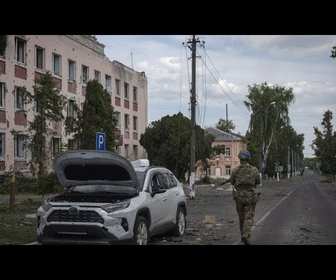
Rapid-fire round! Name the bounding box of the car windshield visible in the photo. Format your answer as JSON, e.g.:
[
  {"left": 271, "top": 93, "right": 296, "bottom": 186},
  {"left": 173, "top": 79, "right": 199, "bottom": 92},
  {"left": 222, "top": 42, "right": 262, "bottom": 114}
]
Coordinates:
[{"left": 69, "top": 184, "right": 138, "bottom": 195}]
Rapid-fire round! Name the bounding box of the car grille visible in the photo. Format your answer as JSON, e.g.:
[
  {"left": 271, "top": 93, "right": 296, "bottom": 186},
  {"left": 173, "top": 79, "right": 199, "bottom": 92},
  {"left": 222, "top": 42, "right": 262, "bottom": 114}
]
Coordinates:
[{"left": 47, "top": 210, "right": 104, "bottom": 223}]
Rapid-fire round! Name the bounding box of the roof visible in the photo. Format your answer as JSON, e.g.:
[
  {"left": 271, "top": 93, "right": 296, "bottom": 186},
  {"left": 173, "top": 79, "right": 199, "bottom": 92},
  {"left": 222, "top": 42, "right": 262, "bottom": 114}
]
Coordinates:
[{"left": 205, "top": 127, "right": 247, "bottom": 141}]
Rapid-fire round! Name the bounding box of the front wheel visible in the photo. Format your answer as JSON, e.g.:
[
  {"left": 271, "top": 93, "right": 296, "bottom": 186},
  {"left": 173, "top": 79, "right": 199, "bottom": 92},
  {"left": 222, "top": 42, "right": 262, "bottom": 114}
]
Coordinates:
[
  {"left": 133, "top": 216, "right": 149, "bottom": 245},
  {"left": 171, "top": 206, "right": 186, "bottom": 237}
]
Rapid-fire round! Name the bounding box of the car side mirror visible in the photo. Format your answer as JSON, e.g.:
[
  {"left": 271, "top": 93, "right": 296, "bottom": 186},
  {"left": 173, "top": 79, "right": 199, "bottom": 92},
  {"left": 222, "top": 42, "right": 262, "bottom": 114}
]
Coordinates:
[{"left": 151, "top": 185, "right": 166, "bottom": 197}]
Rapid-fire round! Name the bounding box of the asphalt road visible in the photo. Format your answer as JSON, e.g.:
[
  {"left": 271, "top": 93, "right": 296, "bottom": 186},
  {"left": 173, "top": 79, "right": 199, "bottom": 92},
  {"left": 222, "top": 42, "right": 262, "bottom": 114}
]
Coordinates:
[
  {"left": 251, "top": 171, "right": 336, "bottom": 245},
  {"left": 149, "top": 169, "right": 336, "bottom": 245}
]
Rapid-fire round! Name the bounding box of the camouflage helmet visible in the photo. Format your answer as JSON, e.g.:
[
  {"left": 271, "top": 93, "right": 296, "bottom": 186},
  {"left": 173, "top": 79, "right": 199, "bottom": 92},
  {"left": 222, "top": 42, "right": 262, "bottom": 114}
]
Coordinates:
[{"left": 238, "top": 150, "right": 251, "bottom": 160}]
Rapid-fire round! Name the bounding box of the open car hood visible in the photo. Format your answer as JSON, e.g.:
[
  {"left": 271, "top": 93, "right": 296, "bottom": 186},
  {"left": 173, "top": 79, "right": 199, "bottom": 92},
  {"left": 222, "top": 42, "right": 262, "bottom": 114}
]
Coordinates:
[{"left": 53, "top": 150, "right": 140, "bottom": 190}]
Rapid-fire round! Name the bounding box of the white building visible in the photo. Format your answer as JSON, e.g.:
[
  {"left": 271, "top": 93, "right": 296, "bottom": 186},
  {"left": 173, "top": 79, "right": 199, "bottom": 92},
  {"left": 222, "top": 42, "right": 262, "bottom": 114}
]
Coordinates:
[{"left": 0, "top": 35, "right": 148, "bottom": 174}]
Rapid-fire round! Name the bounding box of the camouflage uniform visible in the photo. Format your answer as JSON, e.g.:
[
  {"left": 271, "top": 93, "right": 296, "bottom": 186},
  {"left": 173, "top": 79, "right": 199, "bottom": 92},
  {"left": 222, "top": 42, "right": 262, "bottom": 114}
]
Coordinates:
[{"left": 228, "top": 158, "right": 261, "bottom": 245}]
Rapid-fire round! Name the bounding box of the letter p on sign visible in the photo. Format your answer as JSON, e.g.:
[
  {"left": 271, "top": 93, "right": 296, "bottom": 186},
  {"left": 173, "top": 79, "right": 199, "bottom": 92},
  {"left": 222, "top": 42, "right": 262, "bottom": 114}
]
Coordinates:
[{"left": 96, "top": 132, "right": 106, "bottom": 150}]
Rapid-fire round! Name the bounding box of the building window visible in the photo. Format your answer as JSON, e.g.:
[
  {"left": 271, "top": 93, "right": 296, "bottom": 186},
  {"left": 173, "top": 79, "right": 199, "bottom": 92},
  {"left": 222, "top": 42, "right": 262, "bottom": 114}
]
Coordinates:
[
  {"left": 67, "top": 99, "right": 76, "bottom": 117},
  {"left": 133, "top": 116, "right": 137, "bottom": 131},
  {"left": 53, "top": 53, "right": 61, "bottom": 76},
  {"left": 225, "top": 147, "right": 231, "bottom": 156},
  {"left": 15, "top": 37, "right": 25, "bottom": 63},
  {"left": 68, "top": 59, "right": 76, "bottom": 81},
  {"left": 124, "top": 82, "right": 129, "bottom": 99},
  {"left": 68, "top": 139, "right": 78, "bottom": 150},
  {"left": 105, "top": 75, "right": 111, "bottom": 93},
  {"left": 0, "top": 133, "right": 5, "bottom": 157},
  {"left": 0, "top": 82, "right": 5, "bottom": 108},
  {"left": 82, "top": 65, "right": 89, "bottom": 83},
  {"left": 35, "top": 94, "right": 42, "bottom": 114},
  {"left": 14, "top": 86, "right": 24, "bottom": 110},
  {"left": 226, "top": 165, "right": 231, "bottom": 176},
  {"left": 35, "top": 46, "right": 45, "bottom": 70},
  {"left": 14, "top": 134, "right": 26, "bottom": 158},
  {"left": 94, "top": 70, "right": 101, "bottom": 83},
  {"left": 115, "top": 111, "right": 120, "bottom": 128},
  {"left": 52, "top": 137, "right": 61, "bottom": 157},
  {"left": 133, "top": 86, "right": 138, "bottom": 102},
  {"left": 124, "top": 114, "right": 129, "bottom": 130},
  {"left": 115, "top": 79, "right": 120, "bottom": 96}
]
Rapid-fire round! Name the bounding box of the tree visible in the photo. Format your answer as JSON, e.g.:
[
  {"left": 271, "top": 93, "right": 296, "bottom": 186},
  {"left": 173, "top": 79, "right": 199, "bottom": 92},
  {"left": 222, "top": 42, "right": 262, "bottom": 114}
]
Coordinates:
[
  {"left": 22, "top": 71, "right": 66, "bottom": 176},
  {"left": 212, "top": 144, "right": 226, "bottom": 156},
  {"left": 78, "top": 80, "right": 117, "bottom": 151},
  {"left": 0, "top": 35, "right": 7, "bottom": 56},
  {"left": 64, "top": 101, "right": 82, "bottom": 149},
  {"left": 331, "top": 46, "right": 336, "bottom": 59},
  {"left": 139, "top": 112, "right": 213, "bottom": 181},
  {"left": 268, "top": 124, "right": 304, "bottom": 178},
  {"left": 311, "top": 110, "right": 336, "bottom": 175},
  {"left": 215, "top": 118, "right": 235, "bottom": 132},
  {"left": 244, "top": 82, "right": 295, "bottom": 179}
]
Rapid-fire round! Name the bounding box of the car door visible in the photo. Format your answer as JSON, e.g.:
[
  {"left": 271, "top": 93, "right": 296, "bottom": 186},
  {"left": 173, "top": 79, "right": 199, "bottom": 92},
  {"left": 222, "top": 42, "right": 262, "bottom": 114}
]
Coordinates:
[
  {"left": 147, "top": 171, "right": 170, "bottom": 231},
  {"left": 157, "top": 172, "right": 178, "bottom": 225}
]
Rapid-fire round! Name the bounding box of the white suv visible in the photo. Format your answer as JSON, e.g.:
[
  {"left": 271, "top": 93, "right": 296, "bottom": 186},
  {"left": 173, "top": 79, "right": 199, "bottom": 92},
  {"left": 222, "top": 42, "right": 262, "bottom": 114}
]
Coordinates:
[{"left": 36, "top": 150, "right": 187, "bottom": 245}]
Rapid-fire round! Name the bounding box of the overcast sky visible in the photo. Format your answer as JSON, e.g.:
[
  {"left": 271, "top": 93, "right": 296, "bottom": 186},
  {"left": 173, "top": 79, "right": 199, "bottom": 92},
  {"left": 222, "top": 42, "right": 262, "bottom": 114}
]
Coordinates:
[{"left": 95, "top": 35, "right": 336, "bottom": 158}]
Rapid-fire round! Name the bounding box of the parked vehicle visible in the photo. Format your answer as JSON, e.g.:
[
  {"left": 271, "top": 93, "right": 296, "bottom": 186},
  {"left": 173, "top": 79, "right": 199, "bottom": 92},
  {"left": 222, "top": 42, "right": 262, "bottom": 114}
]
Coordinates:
[{"left": 36, "top": 150, "right": 187, "bottom": 245}]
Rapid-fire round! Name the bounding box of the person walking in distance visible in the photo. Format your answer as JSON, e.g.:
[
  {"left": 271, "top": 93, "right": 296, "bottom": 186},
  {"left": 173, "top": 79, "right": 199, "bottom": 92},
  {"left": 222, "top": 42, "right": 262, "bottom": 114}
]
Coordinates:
[{"left": 218, "top": 150, "right": 261, "bottom": 245}]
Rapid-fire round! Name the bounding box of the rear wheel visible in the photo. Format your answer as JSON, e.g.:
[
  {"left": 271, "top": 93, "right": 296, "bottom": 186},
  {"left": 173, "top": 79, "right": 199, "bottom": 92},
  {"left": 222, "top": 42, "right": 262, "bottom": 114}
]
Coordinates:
[
  {"left": 133, "top": 216, "right": 149, "bottom": 245},
  {"left": 172, "top": 206, "right": 186, "bottom": 236}
]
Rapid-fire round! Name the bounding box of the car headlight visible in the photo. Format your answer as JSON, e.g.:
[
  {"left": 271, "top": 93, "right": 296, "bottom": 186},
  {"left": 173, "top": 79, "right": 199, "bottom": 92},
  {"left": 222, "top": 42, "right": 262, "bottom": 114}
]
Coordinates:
[
  {"left": 41, "top": 199, "right": 52, "bottom": 212},
  {"left": 101, "top": 200, "right": 131, "bottom": 213}
]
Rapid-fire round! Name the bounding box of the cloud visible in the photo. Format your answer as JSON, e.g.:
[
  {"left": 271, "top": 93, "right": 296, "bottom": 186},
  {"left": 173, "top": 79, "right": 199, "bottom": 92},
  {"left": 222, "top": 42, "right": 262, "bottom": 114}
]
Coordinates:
[{"left": 96, "top": 35, "right": 336, "bottom": 158}]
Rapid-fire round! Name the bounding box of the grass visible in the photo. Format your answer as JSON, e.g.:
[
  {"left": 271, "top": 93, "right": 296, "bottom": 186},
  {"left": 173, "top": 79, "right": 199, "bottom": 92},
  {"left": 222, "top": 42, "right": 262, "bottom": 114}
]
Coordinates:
[
  {"left": 0, "top": 197, "right": 43, "bottom": 245},
  {"left": 323, "top": 175, "right": 336, "bottom": 183}
]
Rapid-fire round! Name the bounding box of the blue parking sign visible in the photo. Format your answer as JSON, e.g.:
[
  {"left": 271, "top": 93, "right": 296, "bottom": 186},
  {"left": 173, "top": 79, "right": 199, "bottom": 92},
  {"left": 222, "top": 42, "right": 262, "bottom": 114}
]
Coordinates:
[{"left": 96, "top": 132, "right": 106, "bottom": 150}]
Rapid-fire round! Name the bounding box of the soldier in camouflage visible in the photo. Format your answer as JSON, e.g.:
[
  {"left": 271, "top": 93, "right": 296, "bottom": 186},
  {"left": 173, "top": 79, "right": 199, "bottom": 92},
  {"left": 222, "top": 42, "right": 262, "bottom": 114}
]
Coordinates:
[{"left": 217, "top": 150, "right": 261, "bottom": 245}]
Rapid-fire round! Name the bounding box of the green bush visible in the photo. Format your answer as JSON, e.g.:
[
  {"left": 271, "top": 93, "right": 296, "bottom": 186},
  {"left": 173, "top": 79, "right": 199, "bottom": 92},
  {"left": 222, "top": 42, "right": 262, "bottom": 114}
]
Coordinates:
[
  {"left": 0, "top": 171, "right": 62, "bottom": 195},
  {"left": 36, "top": 172, "right": 62, "bottom": 195},
  {"left": 0, "top": 173, "right": 10, "bottom": 194},
  {"left": 196, "top": 177, "right": 227, "bottom": 185}
]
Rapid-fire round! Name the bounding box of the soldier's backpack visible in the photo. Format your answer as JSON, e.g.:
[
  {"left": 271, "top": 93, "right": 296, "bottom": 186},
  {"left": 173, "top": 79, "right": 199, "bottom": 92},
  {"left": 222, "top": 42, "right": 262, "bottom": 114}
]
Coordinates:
[{"left": 234, "top": 164, "right": 257, "bottom": 187}]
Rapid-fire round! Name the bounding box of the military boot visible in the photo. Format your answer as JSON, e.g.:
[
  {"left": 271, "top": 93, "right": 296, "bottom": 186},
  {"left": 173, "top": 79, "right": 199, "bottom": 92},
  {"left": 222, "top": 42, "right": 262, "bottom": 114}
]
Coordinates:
[{"left": 241, "top": 234, "right": 250, "bottom": 245}]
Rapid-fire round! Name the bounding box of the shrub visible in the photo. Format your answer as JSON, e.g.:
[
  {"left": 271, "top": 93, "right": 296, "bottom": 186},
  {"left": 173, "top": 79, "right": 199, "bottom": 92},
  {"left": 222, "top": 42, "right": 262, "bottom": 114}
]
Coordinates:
[{"left": 0, "top": 171, "right": 62, "bottom": 195}]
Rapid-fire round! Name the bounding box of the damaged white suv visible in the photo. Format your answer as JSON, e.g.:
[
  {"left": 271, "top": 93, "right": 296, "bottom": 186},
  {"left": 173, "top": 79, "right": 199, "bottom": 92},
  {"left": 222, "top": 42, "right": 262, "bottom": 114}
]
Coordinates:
[{"left": 36, "top": 150, "right": 187, "bottom": 245}]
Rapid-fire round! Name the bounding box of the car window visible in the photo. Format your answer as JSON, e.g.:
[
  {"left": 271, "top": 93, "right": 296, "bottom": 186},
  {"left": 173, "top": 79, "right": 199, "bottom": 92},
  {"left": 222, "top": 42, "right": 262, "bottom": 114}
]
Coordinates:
[
  {"left": 168, "top": 173, "right": 178, "bottom": 188},
  {"left": 158, "top": 173, "right": 170, "bottom": 189},
  {"left": 151, "top": 174, "right": 160, "bottom": 187}
]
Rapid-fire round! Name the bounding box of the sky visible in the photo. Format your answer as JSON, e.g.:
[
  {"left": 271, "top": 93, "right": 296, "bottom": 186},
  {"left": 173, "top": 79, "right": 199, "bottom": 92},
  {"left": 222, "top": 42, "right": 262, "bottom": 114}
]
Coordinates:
[{"left": 95, "top": 35, "right": 336, "bottom": 158}]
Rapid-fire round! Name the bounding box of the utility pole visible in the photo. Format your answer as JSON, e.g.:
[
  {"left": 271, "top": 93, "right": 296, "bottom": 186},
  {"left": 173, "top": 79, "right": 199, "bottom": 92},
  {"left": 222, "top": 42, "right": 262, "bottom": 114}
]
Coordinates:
[
  {"left": 275, "top": 135, "right": 279, "bottom": 181},
  {"left": 292, "top": 148, "right": 294, "bottom": 177},
  {"left": 131, "top": 52, "right": 133, "bottom": 69},
  {"left": 183, "top": 35, "right": 204, "bottom": 199},
  {"left": 287, "top": 145, "right": 290, "bottom": 179}
]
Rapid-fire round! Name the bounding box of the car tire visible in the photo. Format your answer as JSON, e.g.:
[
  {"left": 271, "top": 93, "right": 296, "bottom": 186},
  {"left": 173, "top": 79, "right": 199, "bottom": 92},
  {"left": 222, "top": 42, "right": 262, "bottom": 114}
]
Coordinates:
[
  {"left": 171, "top": 206, "right": 186, "bottom": 237},
  {"left": 133, "top": 216, "right": 150, "bottom": 245}
]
